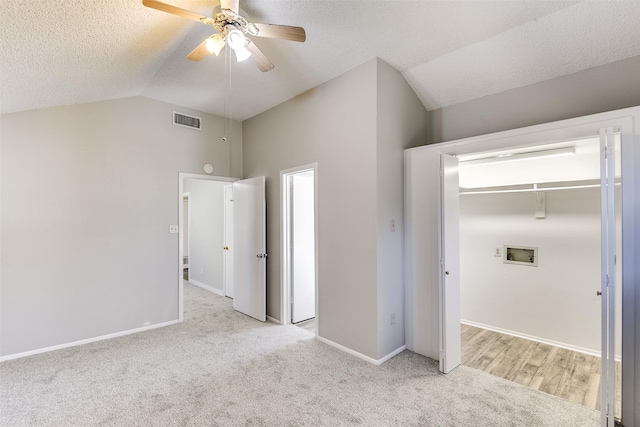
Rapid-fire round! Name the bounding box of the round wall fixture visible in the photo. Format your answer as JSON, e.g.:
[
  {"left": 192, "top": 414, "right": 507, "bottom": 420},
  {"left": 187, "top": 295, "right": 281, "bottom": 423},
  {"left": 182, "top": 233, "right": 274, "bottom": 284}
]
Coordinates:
[{"left": 203, "top": 163, "right": 214, "bottom": 174}]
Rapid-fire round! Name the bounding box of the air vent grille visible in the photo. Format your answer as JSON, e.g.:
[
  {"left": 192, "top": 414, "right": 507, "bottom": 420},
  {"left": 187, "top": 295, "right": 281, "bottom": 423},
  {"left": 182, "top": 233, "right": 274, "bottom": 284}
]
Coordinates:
[{"left": 173, "top": 111, "right": 201, "bottom": 130}]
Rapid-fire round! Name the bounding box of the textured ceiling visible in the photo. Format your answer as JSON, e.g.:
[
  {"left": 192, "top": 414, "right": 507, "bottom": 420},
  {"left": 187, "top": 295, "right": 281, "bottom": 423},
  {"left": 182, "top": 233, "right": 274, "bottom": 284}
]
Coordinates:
[{"left": 1, "top": 1, "right": 639, "bottom": 121}]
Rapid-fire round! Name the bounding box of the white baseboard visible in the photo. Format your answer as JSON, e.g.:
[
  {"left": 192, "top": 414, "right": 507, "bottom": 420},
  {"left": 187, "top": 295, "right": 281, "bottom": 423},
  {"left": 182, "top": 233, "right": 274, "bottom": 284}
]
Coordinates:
[
  {"left": 188, "top": 280, "right": 224, "bottom": 296},
  {"left": 461, "top": 319, "right": 621, "bottom": 361},
  {"left": 267, "top": 315, "right": 282, "bottom": 324},
  {"left": 378, "top": 344, "right": 407, "bottom": 365},
  {"left": 0, "top": 319, "right": 181, "bottom": 362},
  {"left": 315, "top": 335, "right": 406, "bottom": 366}
]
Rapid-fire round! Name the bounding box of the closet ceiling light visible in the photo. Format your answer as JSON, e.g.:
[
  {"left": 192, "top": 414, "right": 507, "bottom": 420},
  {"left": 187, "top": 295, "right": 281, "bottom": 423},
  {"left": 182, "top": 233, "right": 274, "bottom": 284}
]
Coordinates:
[{"left": 459, "top": 146, "right": 575, "bottom": 167}]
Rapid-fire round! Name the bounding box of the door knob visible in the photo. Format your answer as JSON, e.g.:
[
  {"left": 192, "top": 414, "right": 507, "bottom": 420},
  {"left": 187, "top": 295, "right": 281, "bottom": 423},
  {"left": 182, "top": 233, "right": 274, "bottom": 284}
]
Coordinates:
[
  {"left": 597, "top": 291, "right": 602, "bottom": 296},
  {"left": 257, "top": 253, "right": 267, "bottom": 259},
  {"left": 445, "top": 271, "right": 450, "bottom": 276}
]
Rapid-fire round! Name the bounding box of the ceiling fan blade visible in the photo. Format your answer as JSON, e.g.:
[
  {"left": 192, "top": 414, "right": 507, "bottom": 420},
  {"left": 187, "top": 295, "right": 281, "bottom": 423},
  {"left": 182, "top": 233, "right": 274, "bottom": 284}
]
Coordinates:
[
  {"left": 252, "top": 23, "right": 306, "bottom": 42},
  {"left": 220, "top": 0, "right": 239, "bottom": 13},
  {"left": 142, "top": 0, "right": 208, "bottom": 23},
  {"left": 186, "top": 40, "right": 210, "bottom": 61},
  {"left": 246, "top": 41, "right": 274, "bottom": 72}
]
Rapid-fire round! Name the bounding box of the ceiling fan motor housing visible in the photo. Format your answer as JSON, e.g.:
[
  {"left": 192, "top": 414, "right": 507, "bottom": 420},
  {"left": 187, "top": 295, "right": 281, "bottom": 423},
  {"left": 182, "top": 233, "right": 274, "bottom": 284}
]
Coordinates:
[{"left": 213, "top": 10, "right": 250, "bottom": 35}]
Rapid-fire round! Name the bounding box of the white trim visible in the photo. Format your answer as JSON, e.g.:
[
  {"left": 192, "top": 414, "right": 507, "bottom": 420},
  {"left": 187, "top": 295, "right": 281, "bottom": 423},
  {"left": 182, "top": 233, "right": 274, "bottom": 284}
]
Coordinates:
[
  {"left": 188, "top": 279, "right": 224, "bottom": 297},
  {"left": 405, "top": 106, "right": 639, "bottom": 156},
  {"left": 378, "top": 344, "right": 408, "bottom": 365},
  {"left": 266, "top": 315, "right": 282, "bottom": 324},
  {"left": 315, "top": 335, "right": 406, "bottom": 366},
  {"left": 461, "top": 319, "right": 621, "bottom": 361},
  {"left": 182, "top": 192, "right": 191, "bottom": 282},
  {"left": 178, "top": 172, "right": 237, "bottom": 322},
  {"left": 0, "top": 320, "right": 180, "bottom": 362},
  {"left": 280, "top": 163, "right": 318, "bottom": 331},
  {"left": 222, "top": 184, "right": 233, "bottom": 298}
]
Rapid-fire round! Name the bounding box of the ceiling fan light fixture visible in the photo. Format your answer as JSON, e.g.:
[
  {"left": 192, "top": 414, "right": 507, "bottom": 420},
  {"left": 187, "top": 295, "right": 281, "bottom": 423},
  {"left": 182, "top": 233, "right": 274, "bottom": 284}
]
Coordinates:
[
  {"left": 226, "top": 28, "right": 251, "bottom": 62},
  {"left": 246, "top": 23, "right": 259, "bottom": 36},
  {"left": 233, "top": 46, "right": 252, "bottom": 62},
  {"left": 226, "top": 28, "right": 246, "bottom": 50},
  {"left": 205, "top": 34, "right": 226, "bottom": 56}
]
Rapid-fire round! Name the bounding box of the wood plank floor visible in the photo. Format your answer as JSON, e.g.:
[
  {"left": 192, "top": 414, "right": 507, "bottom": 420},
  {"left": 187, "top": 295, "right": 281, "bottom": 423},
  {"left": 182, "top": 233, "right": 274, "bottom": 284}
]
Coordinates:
[{"left": 461, "top": 324, "right": 621, "bottom": 419}]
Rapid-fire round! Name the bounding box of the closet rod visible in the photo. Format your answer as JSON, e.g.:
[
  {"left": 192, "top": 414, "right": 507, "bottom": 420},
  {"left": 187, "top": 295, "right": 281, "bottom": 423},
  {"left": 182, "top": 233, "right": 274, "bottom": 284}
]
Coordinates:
[{"left": 460, "top": 182, "right": 620, "bottom": 196}]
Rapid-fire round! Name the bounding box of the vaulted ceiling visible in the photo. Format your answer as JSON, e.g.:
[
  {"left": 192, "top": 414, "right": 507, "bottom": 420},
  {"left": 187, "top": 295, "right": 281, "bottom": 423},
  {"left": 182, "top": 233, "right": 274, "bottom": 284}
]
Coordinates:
[{"left": 2, "top": 0, "right": 639, "bottom": 121}]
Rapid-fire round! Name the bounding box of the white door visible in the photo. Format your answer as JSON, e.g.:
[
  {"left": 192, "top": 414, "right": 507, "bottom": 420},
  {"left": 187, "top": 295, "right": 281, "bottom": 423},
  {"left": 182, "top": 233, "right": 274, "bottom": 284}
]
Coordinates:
[
  {"left": 232, "top": 176, "right": 266, "bottom": 321},
  {"left": 599, "top": 127, "right": 617, "bottom": 426},
  {"left": 291, "top": 172, "right": 315, "bottom": 323},
  {"left": 223, "top": 185, "right": 234, "bottom": 298},
  {"left": 440, "top": 153, "right": 461, "bottom": 373}
]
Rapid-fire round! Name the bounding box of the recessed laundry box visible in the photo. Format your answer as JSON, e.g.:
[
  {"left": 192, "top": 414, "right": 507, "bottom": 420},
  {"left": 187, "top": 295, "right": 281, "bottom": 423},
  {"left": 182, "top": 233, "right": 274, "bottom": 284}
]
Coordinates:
[{"left": 503, "top": 245, "right": 538, "bottom": 267}]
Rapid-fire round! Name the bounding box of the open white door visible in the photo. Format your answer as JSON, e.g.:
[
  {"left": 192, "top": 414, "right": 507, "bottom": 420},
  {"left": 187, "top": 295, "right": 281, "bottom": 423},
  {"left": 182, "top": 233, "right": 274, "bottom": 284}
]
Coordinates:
[
  {"left": 223, "top": 185, "right": 234, "bottom": 298},
  {"left": 440, "top": 153, "right": 461, "bottom": 373},
  {"left": 600, "top": 128, "right": 616, "bottom": 426},
  {"left": 291, "top": 172, "right": 316, "bottom": 323},
  {"left": 232, "top": 176, "right": 266, "bottom": 322}
]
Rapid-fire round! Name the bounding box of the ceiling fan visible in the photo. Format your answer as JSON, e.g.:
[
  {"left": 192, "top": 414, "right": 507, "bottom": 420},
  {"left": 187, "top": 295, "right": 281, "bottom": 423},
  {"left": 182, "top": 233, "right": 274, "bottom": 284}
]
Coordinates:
[{"left": 142, "top": 0, "right": 306, "bottom": 72}]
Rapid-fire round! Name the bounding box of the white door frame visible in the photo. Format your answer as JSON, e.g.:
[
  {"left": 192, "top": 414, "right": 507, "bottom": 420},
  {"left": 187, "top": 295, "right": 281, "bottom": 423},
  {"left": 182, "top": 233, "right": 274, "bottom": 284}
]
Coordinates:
[
  {"left": 405, "top": 107, "right": 639, "bottom": 425},
  {"left": 280, "top": 163, "right": 318, "bottom": 330},
  {"left": 223, "top": 184, "right": 234, "bottom": 298},
  {"left": 182, "top": 192, "right": 191, "bottom": 282},
  {"left": 178, "top": 172, "right": 236, "bottom": 321}
]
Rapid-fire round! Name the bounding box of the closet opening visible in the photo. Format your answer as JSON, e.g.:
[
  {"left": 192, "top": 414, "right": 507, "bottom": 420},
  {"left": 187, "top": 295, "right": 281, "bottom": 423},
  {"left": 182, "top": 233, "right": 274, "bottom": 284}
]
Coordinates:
[{"left": 455, "top": 135, "right": 622, "bottom": 419}]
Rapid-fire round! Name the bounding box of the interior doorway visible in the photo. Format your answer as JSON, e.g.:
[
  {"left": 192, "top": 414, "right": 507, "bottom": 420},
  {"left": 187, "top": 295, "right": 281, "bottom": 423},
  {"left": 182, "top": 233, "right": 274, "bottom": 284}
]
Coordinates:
[
  {"left": 178, "top": 173, "right": 236, "bottom": 321},
  {"left": 281, "top": 164, "right": 318, "bottom": 332},
  {"left": 454, "top": 135, "right": 622, "bottom": 419}
]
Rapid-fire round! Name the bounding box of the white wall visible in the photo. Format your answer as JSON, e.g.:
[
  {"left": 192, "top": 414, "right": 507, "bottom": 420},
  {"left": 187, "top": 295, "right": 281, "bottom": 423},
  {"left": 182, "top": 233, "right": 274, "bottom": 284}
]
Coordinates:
[
  {"left": 0, "top": 96, "right": 242, "bottom": 357},
  {"left": 460, "top": 188, "right": 622, "bottom": 355},
  {"left": 183, "top": 179, "right": 226, "bottom": 293},
  {"left": 243, "top": 58, "right": 427, "bottom": 360}
]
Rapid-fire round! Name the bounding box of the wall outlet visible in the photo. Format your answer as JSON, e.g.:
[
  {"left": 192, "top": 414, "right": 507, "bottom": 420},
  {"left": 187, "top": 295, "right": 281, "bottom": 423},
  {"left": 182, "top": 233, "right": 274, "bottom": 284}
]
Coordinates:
[
  {"left": 169, "top": 225, "right": 179, "bottom": 234},
  {"left": 390, "top": 313, "right": 396, "bottom": 325},
  {"left": 494, "top": 247, "right": 501, "bottom": 257}
]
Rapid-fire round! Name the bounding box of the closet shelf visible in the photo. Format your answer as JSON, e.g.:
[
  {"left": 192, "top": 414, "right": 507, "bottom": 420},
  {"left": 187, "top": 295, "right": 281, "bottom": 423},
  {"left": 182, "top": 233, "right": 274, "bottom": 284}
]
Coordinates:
[{"left": 460, "top": 179, "right": 620, "bottom": 195}]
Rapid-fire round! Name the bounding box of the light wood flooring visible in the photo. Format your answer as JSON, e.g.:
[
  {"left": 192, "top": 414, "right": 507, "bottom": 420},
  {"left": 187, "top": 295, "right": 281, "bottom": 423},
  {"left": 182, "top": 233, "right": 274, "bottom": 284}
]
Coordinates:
[{"left": 461, "top": 324, "right": 621, "bottom": 419}]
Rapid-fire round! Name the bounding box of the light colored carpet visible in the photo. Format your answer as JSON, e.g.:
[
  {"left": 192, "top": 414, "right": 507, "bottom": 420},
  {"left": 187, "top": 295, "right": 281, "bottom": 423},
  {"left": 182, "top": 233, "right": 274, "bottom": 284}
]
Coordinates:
[{"left": 1, "top": 283, "right": 599, "bottom": 426}]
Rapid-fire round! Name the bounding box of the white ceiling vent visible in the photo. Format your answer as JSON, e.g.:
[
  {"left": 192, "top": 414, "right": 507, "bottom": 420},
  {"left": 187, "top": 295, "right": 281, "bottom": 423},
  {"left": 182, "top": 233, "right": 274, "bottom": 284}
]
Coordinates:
[{"left": 173, "top": 111, "right": 201, "bottom": 130}]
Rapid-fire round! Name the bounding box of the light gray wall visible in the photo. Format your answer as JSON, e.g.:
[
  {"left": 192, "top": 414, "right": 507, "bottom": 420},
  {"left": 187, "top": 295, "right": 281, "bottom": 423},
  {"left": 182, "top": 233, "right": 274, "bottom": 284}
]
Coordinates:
[
  {"left": 0, "top": 96, "right": 242, "bottom": 357},
  {"left": 376, "top": 60, "right": 428, "bottom": 358},
  {"left": 243, "top": 59, "right": 379, "bottom": 358},
  {"left": 243, "top": 58, "right": 427, "bottom": 360},
  {"left": 427, "top": 56, "right": 640, "bottom": 144},
  {"left": 183, "top": 179, "right": 226, "bottom": 293}
]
